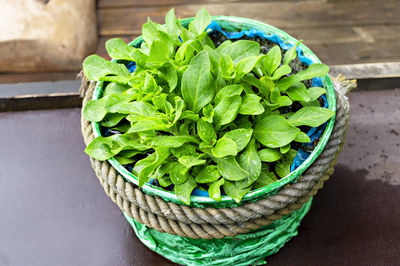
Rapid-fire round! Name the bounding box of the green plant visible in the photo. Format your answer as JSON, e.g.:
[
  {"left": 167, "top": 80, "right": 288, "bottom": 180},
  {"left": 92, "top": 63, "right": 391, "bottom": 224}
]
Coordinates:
[{"left": 82, "top": 8, "right": 333, "bottom": 204}]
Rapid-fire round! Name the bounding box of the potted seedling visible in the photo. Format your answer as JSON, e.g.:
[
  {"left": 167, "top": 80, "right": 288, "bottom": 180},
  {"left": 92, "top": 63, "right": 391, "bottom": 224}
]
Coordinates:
[{"left": 80, "top": 8, "right": 350, "bottom": 265}]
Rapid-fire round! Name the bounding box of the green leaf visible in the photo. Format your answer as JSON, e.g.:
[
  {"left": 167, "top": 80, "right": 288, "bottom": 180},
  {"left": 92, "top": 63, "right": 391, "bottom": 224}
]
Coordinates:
[
  {"left": 266, "top": 96, "right": 293, "bottom": 110},
  {"left": 83, "top": 98, "right": 107, "bottom": 122},
  {"left": 271, "top": 64, "right": 292, "bottom": 80},
  {"left": 114, "top": 155, "right": 135, "bottom": 165},
  {"left": 181, "top": 51, "right": 215, "bottom": 113},
  {"left": 159, "top": 62, "right": 178, "bottom": 92},
  {"left": 150, "top": 164, "right": 169, "bottom": 185},
  {"left": 85, "top": 133, "right": 149, "bottom": 161},
  {"left": 287, "top": 106, "right": 334, "bottom": 127},
  {"left": 119, "top": 149, "right": 142, "bottom": 158},
  {"left": 235, "top": 55, "right": 261, "bottom": 80},
  {"left": 203, "top": 45, "right": 220, "bottom": 76},
  {"left": 308, "top": 87, "right": 327, "bottom": 101},
  {"left": 171, "top": 144, "right": 197, "bottom": 158},
  {"left": 101, "top": 113, "right": 126, "bottom": 127},
  {"left": 158, "top": 174, "right": 172, "bottom": 187},
  {"left": 242, "top": 74, "right": 262, "bottom": 88},
  {"left": 280, "top": 144, "right": 290, "bottom": 154},
  {"left": 275, "top": 149, "right": 297, "bottom": 178},
  {"left": 165, "top": 9, "right": 181, "bottom": 38},
  {"left": 300, "top": 99, "right": 321, "bottom": 107},
  {"left": 216, "top": 40, "right": 232, "bottom": 53},
  {"left": 286, "top": 82, "right": 310, "bottom": 102},
  {"left": 276, "top": 63, "right": 329, "bottom": 91},
  {"left": 253, "top": 170, "right": 278, "bottom": 189},
  {"left": 174, "top": 176, "right": 197, "bottom": 205},
  {"left": 211, "top": 138, "right": 238, "bottom": 158},
  {"left": 83, "top": 55, "right": 130, "bottom": 81},
  {"left": 195, "top": 165, "right": 221, "bottom": 183},
  {"left": 128, "top": 117, "right": 170, "bottom": 133},
  {"left": 130, "top": 49, "right": 149, "bottom": 67},
  {"left": 180, "top": 27, "right": 196, "bottom": 42},
  {"left": 254, "top": 115, "right": 300, "bottom": 148},
  {"left": 259, "top": 76, "right": 275, "bottom": 98},
  {"left": 214, "top": 84, "right": 243, "bottom": 105},
  {"left": 113, "top": 101, "right": 157, "bottom": 116},
  {"left": 223, "top": 128, "right": 253, "bottom": 152},
  {"left": 239, "top": 94, "right": 265, "bottom": 115},
  {"left": 133, "top": 147, "right": 170, "bottom": 186},
  {"left": 173, "top": 96, "right": 185, "bottom": 125},
  {"left": 152, "top": 93, "right": 172, "bottom": 114},
  {"left": 143, "top": 72, "right": 160, "bottom": 94},
  {"left": 219, "top": 54, "right": 235, "bottom": 80},
  {"left": 238, "top": 139, "right": 262, "bottom": 187},
  {"left": 142, "top": 18, "right": 160, "bottom": 45},
  {"left": 112, "top": 124, "right": 130, "bottom": 133},
  {"left": 168, "top": 161, "right": 189, "bottom": 185},
  {"left": 270, "top": 86, "right": 281, "bottom": 103},
  {"left": 197, "top": 119, "right": 217, "bottom": 144},
  {"left": 105, "top": 38, "right": 136, "bottom": 61},
  {"left": 105, "top": 87, "right": 137, "bottom": 109},
  {"left": 283, "top": 41, "right": 300, "bottom": 65},
  {"left": 295, "top": 131, "right": 311, "bottom": 143},
  {"left": 223, "top": 180, "right": 251, "bottom": 203},
  {"left": 213, "top": 95, "right": 242, "bottom": 127},
  {"left": 208, "top": 179, "right": 224, "bottom": 201},
  {"left": 221, "top": 40, "right": 260, "bottom": 64},
  {"left": 202, "top": 104, "right": 214, "bottom": 123},
  {"left": 148, "top": 40, "right": 169, "bottom": 66},
  {"left": 178, "top": 155, "right": 206, "bottom": 168},
  {"left": 215, "top": 156, "right": 249, "bottom": 181},
  {"left": 262, "top": 46, "right": 281, "bottom": 75},
  {"left": 103, "top": 82, "right": 130, "bottom": 96},
  {"left": 175, "top": 40, "right": 195, "bottom": 65},
  {"left": 259, "top": 148, "right": 282, "bottom": 162},
  {"left": 189, "top": 7, "right": 211, "bottom": 36},
  {"left": 180, "top": 110, "right": 199, "bottom": 121},
  {"left": 152, "top": 135, "right": 199, "bottom": 148},
  {"left": 202, "top": 35, "right": 216, "bottom": 49}
]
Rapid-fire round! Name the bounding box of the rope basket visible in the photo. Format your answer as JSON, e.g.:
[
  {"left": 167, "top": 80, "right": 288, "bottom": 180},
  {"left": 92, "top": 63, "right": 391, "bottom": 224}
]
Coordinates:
[{"left": 80, "top": 74, "right": 353, "bottom": 240}]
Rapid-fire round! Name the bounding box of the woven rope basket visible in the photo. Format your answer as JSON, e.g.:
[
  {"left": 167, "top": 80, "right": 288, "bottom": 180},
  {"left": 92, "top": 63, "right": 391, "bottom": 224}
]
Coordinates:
[{"left": 80, "top": 74, "right": 353, "bottom": 240}]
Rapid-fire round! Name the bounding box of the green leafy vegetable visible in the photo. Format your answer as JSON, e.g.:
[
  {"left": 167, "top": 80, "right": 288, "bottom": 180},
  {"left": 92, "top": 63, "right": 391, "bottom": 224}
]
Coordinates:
[
  {"left": 208, "top": 179, "right": 224, "bottom": 201},
  {"left": 216, "top": 156, "right": 249, "bottom": 181},
  {"left": 223, "top": 180, "right": 251, "bottom": 203},
  {"left": 212, "top": 138, "right": 238, "bottom": 158},
  {"left": 259, "top": 148, "right": 282, "bottom": 162},
  {"left": 174, "top": 176, "right": 197, "bottom": 204},
  {"left": 181, "top": 50, "right": 215, "bottom": 113},
  {"left": 223, "top": 128, "right": 253, "bottom": 152},
  {"left": 238, "top": 139, "right": 262, "bottom": 187},
  {"left": 288, "top": 106, "right": 334, "bottom": 127},
  {"left": 254, "top": 115, "right": 300, "bottom": 148},
  {"left": 195, "top": 165, "right": 221, "bottom": 183},
  {"left": 83, "top": 55, "right": 130, "bottom": 82},
  {"left": 82, "top": 7, "right": 333, "bottom": 205},
  {"left": 239, "top": 94, "right": 265, "bottom": 115}
]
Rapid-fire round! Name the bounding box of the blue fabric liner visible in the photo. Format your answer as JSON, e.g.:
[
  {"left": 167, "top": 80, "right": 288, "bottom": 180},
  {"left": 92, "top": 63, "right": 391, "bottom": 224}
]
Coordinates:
[{"left": 121, "top": 20, "right": 328, "bottom": 197}]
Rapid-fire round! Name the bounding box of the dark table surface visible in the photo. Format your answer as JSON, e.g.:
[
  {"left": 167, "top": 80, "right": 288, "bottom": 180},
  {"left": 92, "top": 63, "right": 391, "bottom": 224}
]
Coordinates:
[{"left": 1, "top": 88, "right": 400, "bottom": 266}]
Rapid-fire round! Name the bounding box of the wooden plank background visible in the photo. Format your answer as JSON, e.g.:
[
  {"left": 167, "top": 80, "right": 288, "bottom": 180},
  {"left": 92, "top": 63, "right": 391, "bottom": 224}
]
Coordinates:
[
  {"left": 97, "top": 0, "right": 400, "bottom": 65},
  {"left": 1, "top": 0, "right": 399, "bottom": 83}
]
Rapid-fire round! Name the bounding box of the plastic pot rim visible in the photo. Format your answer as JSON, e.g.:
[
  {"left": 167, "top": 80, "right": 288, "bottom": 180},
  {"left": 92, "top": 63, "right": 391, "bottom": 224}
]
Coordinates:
[{"left": 90, "top": 15, "right": 336, "bottom": 208}]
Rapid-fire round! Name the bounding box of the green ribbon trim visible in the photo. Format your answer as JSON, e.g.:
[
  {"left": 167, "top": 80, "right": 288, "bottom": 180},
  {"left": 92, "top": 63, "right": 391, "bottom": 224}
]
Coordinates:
[{"left": 124, "top": 198, "right": 312, "bottom": 265}]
